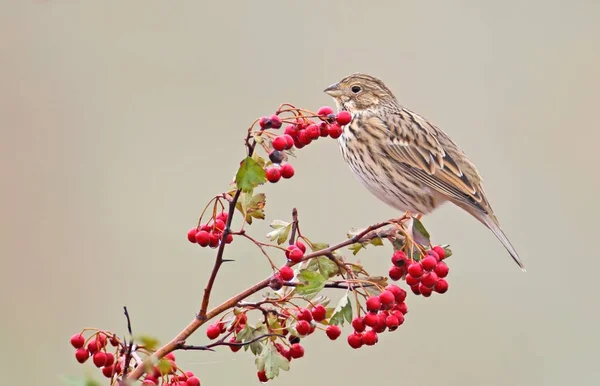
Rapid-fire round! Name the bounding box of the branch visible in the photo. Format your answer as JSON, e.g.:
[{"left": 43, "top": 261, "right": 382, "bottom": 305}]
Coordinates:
[
  {"left": 289, "top": 207, "right": 298, "bottom": 245},
  {"left": 283, "top": 281, "right": 375, "bottom": 290},
  {"left": 178, "top": 333, "right": 284, "bottom": 351},
  {"left": 119, "top": 306, "right": 134, "bottom": 384}
]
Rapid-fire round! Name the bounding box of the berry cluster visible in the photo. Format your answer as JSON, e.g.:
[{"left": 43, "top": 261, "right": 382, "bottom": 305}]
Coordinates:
[
  {"left": 186, "top": 211, "right": 232, "bottom": 248},
  {"left": 405, "top": 246, "right": 449, "bottom": 297},
  {"left": 345, "top": 284, "right": 408, "bottom": 349},
  {"left": 70, "top": 332, "right": 200, "bottom": 386},
  {"left": 263, "top": 107, "right": 352, "bottom": 184}
]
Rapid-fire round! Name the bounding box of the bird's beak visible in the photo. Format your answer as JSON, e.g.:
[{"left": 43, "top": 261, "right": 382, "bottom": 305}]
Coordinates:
[{"left": 324, "top": 82, "right": 343, "bottom": 97}]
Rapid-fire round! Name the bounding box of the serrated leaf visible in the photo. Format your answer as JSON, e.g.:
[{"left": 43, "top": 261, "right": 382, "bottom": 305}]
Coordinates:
[
  {"left": 369, "top": 237, "right": 384, "bottom": 246},
  {"left": 255, "top": 343, "right": 290, "bottom": 380},
  {"left": 295, "top": 270, "right": 326, "bottom": 299},
  {"left": 135, "top": 334, "right": 160, "bottom": 351},
  {"left": 235, "top": 156, "right": 266, "bottom": 193},
  {"left": 266, "top": 220, "right": 292, "bottom": 245},
  {"left": 349, "top": 242, "right": 365, "bottom": 255},
  {"left": 252, "top": 153, "right": 266, "bottom": 168},
  {"left": 236, "top": 192, "right": 266, "bottom": 224},
  {"left": 309, "top": 242, "right": 330, "bottom": 251},
  {"left": 412, "top": 217, "right": 430, "bottom": 246},
  {"left": 329, "top": 293, "right": 352, "bottom": 326},
  {"left": 307, "top": 256, "right": 339, "bottom": 279},
  {"left": 237, "top": 322, "right": 268, "bottom": 355}
]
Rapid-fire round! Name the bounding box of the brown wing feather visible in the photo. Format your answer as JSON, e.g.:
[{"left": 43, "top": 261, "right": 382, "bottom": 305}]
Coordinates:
[{"left": 381, "top": 108, "right": 492, "bottom": 215}]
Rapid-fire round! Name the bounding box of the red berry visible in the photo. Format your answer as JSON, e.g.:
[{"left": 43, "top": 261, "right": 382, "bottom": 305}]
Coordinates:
[
  {"left": 397, "top": 302, "right": 408, "bottom": 315},
  {"left": 421, "top": 256, "right": 437, "bottom": 271},
  {"left": 392, "top": 310, "right": 405, "bottom": 325},
  {"left": 102, "top": 365, "right": 115, "bottom": 378},
  {"left": 293, "top": 137, "right": 305, "bottom": 149},
  {"left": 97, "top": 334, "right": 107, "bottom": 346},
  {"left": 280, "top": 163, "right": 295, "bottom": 179},
  {"left": 206, "top": 324, "right": 221, "bottom": 340},
  {"left": 265, "top": 167, "right": 281, "bottom": 183},
  {"left": 336, "top": 111, "right": 352, "bottom": 125},
  {"left": 216, "top": 211, "right": 228, "bottom": 222},
  {"left": 270, "top": 115, "right": 282, "bottom": 129},
  {"left": 259, "top": 116, "right": 271, "bottom": 129},
  {"left": 287, "top": 246, "right": 304, "bottom": 263},
  {"left": 195, "top": 230, "right": 210, "bottom": 247},
  {"left": 328, "top": 123, "right": 343, "bottom": 138},
  {"left": 87, "top": 338, "right": 100, "bottom": 354},
  {"left": 295, "top": 240, "right": 306, "bottom": 253},
  {"left": 306, "top": 124, "right": 321, "bottom": 140},
  {"left": 410, "top": 284, "right": 421, "bottom": 295},
  {"left": 419, "top": 284, "right": 433, "bottom": 297},
  {"left": 225, "top": 233, "right": 234, "bottom": 244},
  {"left": 70, "top": 333, "right": 85, "bottom": 349},
  {"left": 427, "top": 249, "right": 440, "bottom": 262},
  {"left": 229, "top": 337, "right": 241, "bottom": 353},
  {"left": 434, "top": 279, "right": 449, "bottom": 293},
  {"left": 93, "top": 352, "right": 107, "bottom": 367},
  {"left": 378, "top": 290, "right": 395, "bottom": 307},
  {"left": 389, "top": 265, "right": 405, "bottom": 281},
  {"left": 326, "top": 325, "right": 342, "bottom": 340},
  {"left": 187, "top": 228, "right": 199, "bottom": 243},
  {"left": 347, "top": 332, "right": 363, "bottom": 349},
  {"left": 208, "top": 232, "right": 220, "bottom": 248},
  {"left": 75, "top": 348, "right": 89, "bottom": 363},
  {"left": 141, "top": 381, "right": 156, "bottom": 386},
  {"left": 279, "top": 266, "right": 294, "bottom": 281},
  {"left": 104, "top": 352, "right": 115, "bottom": 366},
  {"left": 407, "top": 263, "right": 424, "bottom": 278},
  {"left": 297, "top": 130, "right": 312, "bottom": 145},
  {"left": 269, "top": 274, "right": 284, "bottom": 290},
  {"left": 284, "top": 125, "right": 299, "bottom": 138},
  {"left": 391, "top": 250, "right": 408, "bottom": 267},
  {"left": 363, "top": 312, "right": 378, "bottom": 327},
  {"left": 386, "top": 315, "right": 400, "bottom": 329},
  {"left": 214, "top": 219, "right": 225, "bottom": 232},
  {"left": 283, "top": 134, "right": 295, "bottom": 149},
  {"left": 374, "top": 313, "right": 388, "bottom": 333},
  {"left": 318, "top": 106, "right": 334, "bottom": 116},
  {"left": 433, "top": 245, "right": 446, "bottom": 259},
  {"left": 386, "top": 284, "right": 407, "bottom": 303},
  {"left": 352, "top": 317, "right": 366, "bottom": 332},
  {"left": 319, "top": 122, "right": 329, "bottom": 137},
  {"left": 289, "top": 343, "right": 304, "bottom": 359},
  {"left": 298, "top": 308, "right": 313, "bottom": 322},
  {"left": 187, "top": 376, "right": 201, "bottom": 386},
  {"left": 405, "top": 274, "right": 420, "bottom": 286},
  {"left": 311, "top": 305, "right": 327, "bottom": 322},
  {"left": 366, "top": 296, "right": 381, "bottom": 312},
  {"left": 362, "top": 330, "right": 378, "bottom": 346},
  {"left": 434, "top": 262, "right": 449, "bottom": 278},
  {"left": 257, "top": 370, "right": 268, "bottom": 383},
  {"left": 272, "top": 136, "right": 287, "bottom": 151},
  {"left": 421, "top": 272, "right": 439, "bottom": 288},
  {"left": 295, "top": 320, "right": 311, "bottom": 336}
]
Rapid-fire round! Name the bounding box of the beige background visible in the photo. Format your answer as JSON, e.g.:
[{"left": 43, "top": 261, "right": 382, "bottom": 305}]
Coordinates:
[{"left": 1, "top": 1, "right": 599, "bottom": 385}]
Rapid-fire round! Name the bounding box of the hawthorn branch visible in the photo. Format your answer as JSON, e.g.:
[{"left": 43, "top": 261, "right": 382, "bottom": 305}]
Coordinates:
[
  {"left": 283, "top": 281, "right": 375, "bottom": 290},
  {"left": 289, "top": 207, "right": 298, "bottom": 245},
  {"left": 119, "top": 306, "right": 134, "bottom": 384},
  {"left": 178, "top": 333, "right": 284, "bottom": 351}
]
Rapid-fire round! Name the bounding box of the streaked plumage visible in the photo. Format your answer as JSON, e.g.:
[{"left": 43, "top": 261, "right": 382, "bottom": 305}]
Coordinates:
[{"left": 324, "top": 73, "right": 525, "bottom": 271}]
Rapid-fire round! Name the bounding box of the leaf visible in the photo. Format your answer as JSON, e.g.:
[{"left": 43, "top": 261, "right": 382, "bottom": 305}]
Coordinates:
[
  {"left": 307, "top": 256, "right": 339, "bottom": 279},
  {"left": 329, "top": 293, "right": 352, "bottom": 326},
  {"left": 237, "top": 322, "right": 268, "bottom": 355},
  {"left": 135, "top": 334, "right": 160, "bottom": 351},
  {"left": 369, "top": 237, "right": 384, "bottom": 246},
  {"left": 236, "top": 192, "right": 266, "bottom": 224},
  {"left": 412, "top": 217, "right": 430, "bottom": 246},
  {"left": 255, "top": 343, "right": 290, "bottom": 380},
  {"left": 391, "top": 238, "right": 405, "bottom": 251},
  {"left": 235, "top": 156, "right": 266, "bottom": 193},
  {"left": 349, "top": 242, "right": 365, "bottom": 255},
  {"left": 157, "top": 358, "right": 173, "bottom": 375},
  {"left": 309, "top": 242, "right": 329, "bottom": 252},
  {"left": 252, "top": 153, "right": 266, "bottom": 168},
  {"left": 266, "top": 220, "right": 292, "bottom": 245},
  {"left": 295, "top": 270, "right": 326, "bottom": 299}
]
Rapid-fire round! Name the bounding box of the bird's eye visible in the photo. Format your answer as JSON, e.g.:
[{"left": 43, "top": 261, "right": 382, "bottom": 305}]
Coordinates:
[{"left": 351, "top": 85, "right": 362, "bottom": 94}]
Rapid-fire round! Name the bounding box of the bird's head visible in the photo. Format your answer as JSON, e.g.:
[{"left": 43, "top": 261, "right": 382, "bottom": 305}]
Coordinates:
[{"left": 324, "top": 73, "right": 397, "bottom": 113}]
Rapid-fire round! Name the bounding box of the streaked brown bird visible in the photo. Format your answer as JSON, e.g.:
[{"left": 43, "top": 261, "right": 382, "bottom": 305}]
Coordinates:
[{"left": 324, "top": 73, "right": 525, "bottom": 271}]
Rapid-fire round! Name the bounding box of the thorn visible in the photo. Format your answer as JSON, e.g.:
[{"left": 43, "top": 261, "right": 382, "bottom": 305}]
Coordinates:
[{"left": 222, "top": 259, "right": 236, "bottom": 263}]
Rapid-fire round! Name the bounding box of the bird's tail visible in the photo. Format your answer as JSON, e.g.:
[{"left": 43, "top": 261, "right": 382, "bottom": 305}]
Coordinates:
[{"left": 481, "top": 214, "right": 526, "bottom": 272}]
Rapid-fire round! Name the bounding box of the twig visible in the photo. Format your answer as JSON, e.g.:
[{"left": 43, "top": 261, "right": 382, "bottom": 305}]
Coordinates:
[
  {"left": 289, "top": 208, "right": 298, "bottom": 245},
  {"left": 179, "top": 333, "right": 284, "bottom": 351},
  {"left": 283, "top": 281, "right": 375, "bottom": 290},
  {"left": 120, "top": 306, "right": 134, "bottom": 384}
]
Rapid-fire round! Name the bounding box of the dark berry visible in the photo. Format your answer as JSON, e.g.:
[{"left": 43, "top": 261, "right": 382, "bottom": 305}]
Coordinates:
[
  {"left": 269, "top": 150, "right": 284, "bottom": 164},
  {"left": 269, "top": 274, "right": 283, "bottom": 290},
  {"left": 259, "top": 116, "right": 271, "bottom": 129},
  {"left": 326, "top": 325, "right": 342, "bottom": 340},
  {"left": 270, "top": 115, "right": 282, "bottom": 129},
  {"left": 288, "top": 335, "right": 301, "bottom": 345}
]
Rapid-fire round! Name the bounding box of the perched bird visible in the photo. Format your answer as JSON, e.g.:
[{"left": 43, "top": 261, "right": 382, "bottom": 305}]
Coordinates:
[{"left": 324, "top": 73, "right": 525, "bottom": 271}]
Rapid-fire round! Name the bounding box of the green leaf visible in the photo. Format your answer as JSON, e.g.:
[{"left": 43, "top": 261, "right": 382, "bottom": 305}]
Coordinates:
[
  {"left": 391, "top": 238, "right": 405, "bottom": 251},
  {"left": 329, "top": 293, "right": 352, "bottom": 326},
  {"left": 252, "top": 153, "right": 266, "bottom": 168},
  {"left": 309, "top": 242, "right": 329, "bottom": 252},
  {"left": 135, "top": 334, "right": 160, "bottom": 351},
  {"left": 236, "top": 192, "right": 266, "bottom": 224},
  {"left": 266, "top": 220, "right": 292, "bottom": 245},
  {"left": 237, "top": 322, "right": 268, "bottom": 355},
  {"left": 235, "top": 156, "right": 267, "bottom": 193},
  {"left": 307, "top": 256, "right": 339, "bottom": 279},
  {"left": 349, "top": 242, "right": 365, "bottom": 255},
  {"left": 157, "top": 358, "right": 174, "bottom": 375},
  {"left": 255, "top": 343, "right": 290, "bottom": 380},
  {"left": 295, "top": 270, "right": 326, "bottom": 299},
  {"left": 412, "top": 217, "right": 430, "bottom": 246},
  {"left": 369, "top": 237, "right": 384, "bottom": 246}
]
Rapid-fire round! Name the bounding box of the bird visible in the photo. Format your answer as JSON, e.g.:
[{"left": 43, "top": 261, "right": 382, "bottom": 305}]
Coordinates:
[{"left": 324, "top": 73, "right": 525, "bottom": 271}]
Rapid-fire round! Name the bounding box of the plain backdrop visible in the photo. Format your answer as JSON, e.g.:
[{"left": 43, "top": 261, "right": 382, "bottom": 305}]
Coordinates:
[{"left": 1, "top": 1, "right": 599, "bottom": 385}]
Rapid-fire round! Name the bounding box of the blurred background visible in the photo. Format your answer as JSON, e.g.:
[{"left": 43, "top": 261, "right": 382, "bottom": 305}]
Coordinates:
[{"left": 1, "top": 1, "right": 599, "bottom": 385}]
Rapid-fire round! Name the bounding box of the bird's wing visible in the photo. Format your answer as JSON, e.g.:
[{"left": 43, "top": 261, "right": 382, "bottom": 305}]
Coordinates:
[{"left": 380, "top": 108, "right": 491, "bottom": 214}]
